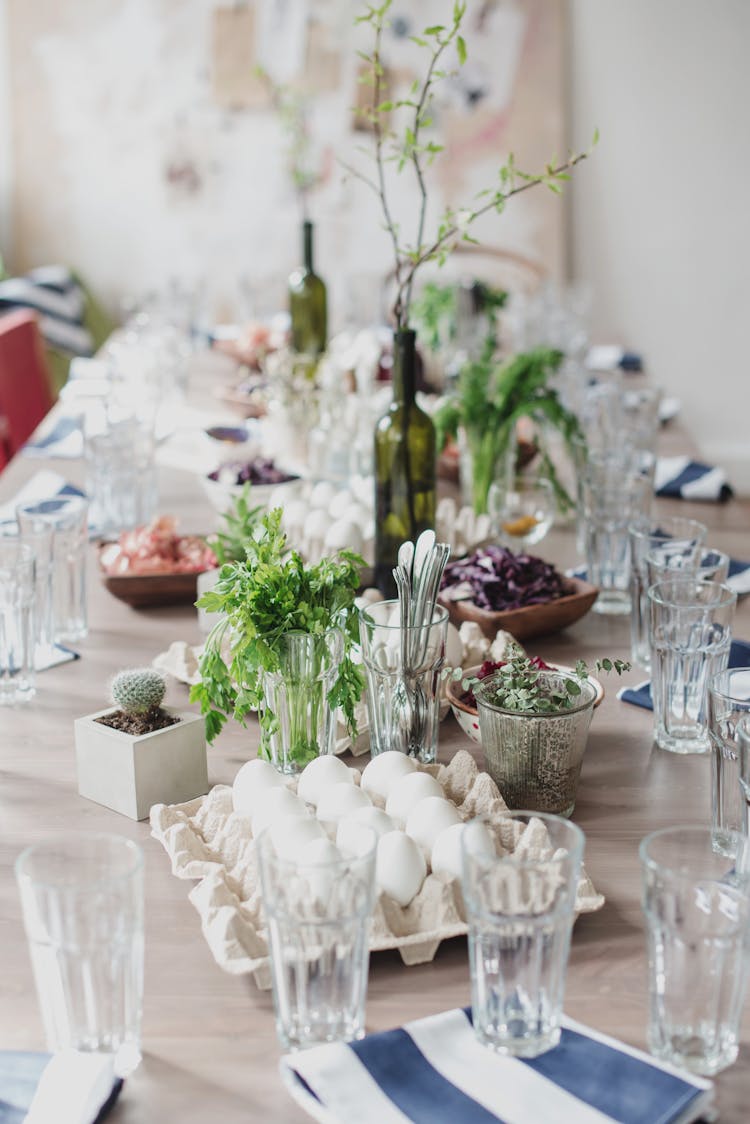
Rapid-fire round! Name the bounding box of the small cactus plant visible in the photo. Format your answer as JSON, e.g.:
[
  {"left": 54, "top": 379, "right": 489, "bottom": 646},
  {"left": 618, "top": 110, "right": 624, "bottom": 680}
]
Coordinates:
[{"left": 111, "top": 668, "right": 166, "bottom": 717}]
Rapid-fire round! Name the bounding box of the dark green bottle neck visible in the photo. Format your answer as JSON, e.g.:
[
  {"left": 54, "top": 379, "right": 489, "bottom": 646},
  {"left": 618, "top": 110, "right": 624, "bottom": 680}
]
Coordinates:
[
  {"left": 392, "top": 329, "right": 416, "bottom": 406},
  {"left": 303, "top": 220, "right": 314, "bottom": 272}
]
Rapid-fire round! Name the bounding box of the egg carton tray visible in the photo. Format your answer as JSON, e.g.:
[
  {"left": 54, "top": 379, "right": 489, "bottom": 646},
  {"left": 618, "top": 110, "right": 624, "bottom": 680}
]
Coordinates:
[{"left": 150, "top": 750, "right": 604, "bottom": 990}]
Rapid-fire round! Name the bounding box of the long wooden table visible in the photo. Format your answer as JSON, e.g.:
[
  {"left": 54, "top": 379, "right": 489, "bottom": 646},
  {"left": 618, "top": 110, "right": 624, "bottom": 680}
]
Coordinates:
[{"left": 2, "top": 354, "right": 749, "bottom": 1121}]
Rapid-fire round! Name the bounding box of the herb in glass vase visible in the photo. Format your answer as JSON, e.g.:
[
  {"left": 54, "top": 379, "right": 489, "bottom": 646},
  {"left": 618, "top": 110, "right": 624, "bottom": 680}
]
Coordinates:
[
  {"left": 191, "top": 510, "right": 364, "bottom": 773},
  {"left": 349, "top": 1, "right": 595, "bottom": 591}
]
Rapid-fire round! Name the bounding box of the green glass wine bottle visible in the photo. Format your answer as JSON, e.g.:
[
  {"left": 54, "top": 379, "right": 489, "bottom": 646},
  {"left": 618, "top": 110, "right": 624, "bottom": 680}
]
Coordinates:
[
  {"left": 374, "top": 329, "right": 436, "bottom": 596},
  {"left": 288, "top": 220, "right": 327, "bottom": 357}
]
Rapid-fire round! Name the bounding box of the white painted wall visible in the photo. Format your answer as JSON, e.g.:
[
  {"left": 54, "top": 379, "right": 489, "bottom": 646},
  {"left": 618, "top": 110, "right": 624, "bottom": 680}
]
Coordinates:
[
  {"left": 569, "top": 0, "right": 750, "bottom": 493},
  {"left": 0, "top": 0, "right": 13, "bottom": 267}
]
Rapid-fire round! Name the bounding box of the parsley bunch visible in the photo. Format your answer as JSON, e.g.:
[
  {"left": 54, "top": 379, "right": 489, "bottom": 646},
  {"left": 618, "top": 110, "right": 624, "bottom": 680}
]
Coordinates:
[
  {"left": 468, "top": 655, "right": 630, "bottom": 715},
  {"left": 191, "top": 510, "right": 365, "bottom": 763}
]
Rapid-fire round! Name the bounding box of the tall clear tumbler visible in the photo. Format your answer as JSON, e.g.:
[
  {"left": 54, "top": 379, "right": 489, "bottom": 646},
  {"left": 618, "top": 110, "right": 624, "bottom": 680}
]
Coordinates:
[
  {"left": 708, "top": 669, "right": 750, "bottom": 848},
  {"left": 461, "top": 812, "right": 584, "bottom": 1058},
  {"left": 256, "top": 824, "right": 377, "bottom": 1051},
  {"left": 648, "top": 579, "right": 736, "bottom": 754},
  {"left": 359, "top": 600, "right": 448, "bottom": 763},
  {"left": 16, "top": 834, "right": 144, "bottom": 1076},
  {"left": 640, "top": 826, "right": 750, "bottom": 1075},
  {"left": 0, "top": 540, "right": 36, "bottom": 704},
  {"left": 628, "top": 516, "right": 707, "bottom": 670}
]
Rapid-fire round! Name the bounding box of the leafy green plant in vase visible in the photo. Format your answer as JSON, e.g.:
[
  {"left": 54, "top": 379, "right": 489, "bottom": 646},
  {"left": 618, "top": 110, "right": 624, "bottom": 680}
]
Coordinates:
[
  {"left": 349, "top": 1, "right": 594, "bottom": 593},
  {"left": 471, "top": 655, "right": 629, "bottom": 816},
  {"left": 191, "top": 510, "right": 364, "bottom": 774}
]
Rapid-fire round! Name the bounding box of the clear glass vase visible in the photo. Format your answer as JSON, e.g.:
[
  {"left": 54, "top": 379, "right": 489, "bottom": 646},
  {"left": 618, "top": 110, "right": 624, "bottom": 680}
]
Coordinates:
[
  {"left": 474, "top": 671, "right": 597, "bottom": 817},
  {"left": 259, "top": 629, "right": 343, "bottom": 775}
]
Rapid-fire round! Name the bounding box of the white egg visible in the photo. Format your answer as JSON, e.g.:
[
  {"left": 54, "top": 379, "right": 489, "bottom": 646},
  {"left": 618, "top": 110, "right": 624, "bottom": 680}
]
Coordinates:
[
  {"left": 251, "top": 787, "right": 308, "bottom": 837},
  {"left": 281, "top": 498, "right": 308, "bottom": 533},
  {"left": 327, "top": 489, "right": 354, "bottom": 519},
  {"left": 361, "top": 751, "right": 417, "bottom": 801},
  {"left": 300, "top": 838, "right": 343, "bottom": 904},
  {"left": 269, "top": 814, "right": 326, "bottom": 862},
  {"left": 232, "top": 758, "right": 284, "bottom": 816},
  {"left": 303, "top": 508, "right": 329, "bottom": 540},
  {"left": 316, "top": 783, "right": 372, "bottom": 827},
  {"left": 349, "top": 475, "right": 374, "bottom": 508},
  {"left": 267, "top": 484, "right": 294, "bottom": 510},
  {"left": 297, "top": 755, "right": 354, "bottom": 807},
  {"left": 376, "top": 831, "right": 427, "bottom": 907},
  {"left": 339, "top": 502, "right": 369, "bottom": 530},
  {"left": 385, "top": 772, "right": 444, "bottom": 827},
  {"left": 405, "top": 797, "right": 463, "bottom": 863},
  {"left": 431, "top": 821, "right": 495, "bottom": 881},
  {"left": 336, "top": 807, "right": 395, "bottom": 856},
  {"left": 324, "top": 519, "right": 363, "bottom": 554},
  {"left": 310, "top": 481, "right": 336, "bottom": 509}
]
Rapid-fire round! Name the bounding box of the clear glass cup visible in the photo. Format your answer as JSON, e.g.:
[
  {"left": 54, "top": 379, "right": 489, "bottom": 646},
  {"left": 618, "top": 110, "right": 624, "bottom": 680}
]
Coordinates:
[
  {"left": 86, "top": 418, "right": 157, "bottom": 536},
  {"left": 258, "top": 629, "right": 344, "bottom": 775},
  {"left": 738, "top": 715, "right": 750, "bottom": 833},
  {"left": 621, "top": 384, "right": 663, "bottom": 452},
  {"left": 581, "top": 448, "right": 655, "bottom": 615},
  {"left": 0, "top": 540, "right": 36, "bottom": 705},
  {"left": 648, "top": 579, "right": 736, "bottom": 754},
  {"left": 15, "top": 833, "right": 144, "bottom": 1077},
  {"left": 640, "top": 826, "right": 750, "bottom": 1075},
  {"left": 17, "top": 496, "right": 89, "bottom": 645},
  {"left": 707, "top": 668, "right": 750, "bottom": 849},
  {"left": 487, "top": 477, "right": 555, "bottom": 548},
  {"left": 628, "top": 517, "right": 707, "bottom": 670},
  {"left": 646, "top": 544, "right": 730, "bottom": 591},
  {"left": 358, "top": 600, "right": 448, "bottom": 764},
  {"left": 256, "top": 823, "right": 377, "bottom": 1052},
  {"left": 474, "top": 671, "right": 598, "bottom": 817},
  {"left": 461, "top": 812, "right": 584, "bottom": 1058},
  {"left": 14, "top": 509, "right": 55, "bottom": 667}
]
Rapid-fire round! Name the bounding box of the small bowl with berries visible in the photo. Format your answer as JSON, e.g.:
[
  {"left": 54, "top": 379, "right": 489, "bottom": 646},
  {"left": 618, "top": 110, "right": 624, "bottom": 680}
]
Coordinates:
[
  {"left": 445, "top": 655, "right": 604, "bottom": 745},
  {"left": 201, "top": 456, "right": 302, "bottom": 514}
]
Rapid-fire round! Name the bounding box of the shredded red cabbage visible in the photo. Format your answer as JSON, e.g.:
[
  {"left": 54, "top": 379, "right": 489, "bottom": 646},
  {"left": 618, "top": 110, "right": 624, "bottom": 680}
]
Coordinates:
[{"left": 440, "top": 545, "right": 565, "bottom": 611}]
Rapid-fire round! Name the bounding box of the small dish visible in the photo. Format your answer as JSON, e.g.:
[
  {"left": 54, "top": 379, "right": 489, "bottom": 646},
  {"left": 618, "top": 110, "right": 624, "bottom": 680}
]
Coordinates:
[
  {"left": 98, "top": 546, "right": 207, "bottom": 609},
  {"left": 439, "top": 576, "right": 599, "bottom": 641},
  {"left": 201, "top": 467, "right": 302, "bottom": 514},
  {"left": 446, "top": 662, "right": 605, "bottom": 745}
]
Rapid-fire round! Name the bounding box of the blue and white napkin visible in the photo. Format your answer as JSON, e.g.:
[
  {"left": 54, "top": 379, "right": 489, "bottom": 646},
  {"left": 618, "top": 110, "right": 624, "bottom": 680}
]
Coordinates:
[
  {"left": 620, "top": 638, "right": 750, "bottom": 709},
  {"left": 0, "top": 471, "right": 86, "bottom": 526},
  {"left": 24, "top": 417, "right": 84, "bottom": 460},
  {"left": 0, "top": 1049, "right": 121, "bottom": 1124},
  {"left": 655, "top": 456, "right": 732, "bottom": 502},
  {"left": 569, "top": 559, "right": 750, "bottom": 598},
  {"left": 0, "top": 267, "right": 93, "bottom": 356},
  {"left": 281, "top": 1007, "right": 713, "bottom": 1124},
  {"left": 586, "top": 345, "right": 643, "bottom": 373}
]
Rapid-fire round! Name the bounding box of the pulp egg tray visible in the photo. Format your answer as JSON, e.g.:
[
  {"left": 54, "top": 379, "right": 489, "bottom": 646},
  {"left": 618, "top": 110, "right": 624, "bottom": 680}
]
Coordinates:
[{"left": 150, "top": 750, "right": 603, "bottom": 990}]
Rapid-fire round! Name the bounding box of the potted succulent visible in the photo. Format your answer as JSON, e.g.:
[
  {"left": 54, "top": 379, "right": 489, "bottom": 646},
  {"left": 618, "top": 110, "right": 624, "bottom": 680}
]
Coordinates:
[
  {"left": 74, "top": 668, "right": 208, "bottom": 820},
  {"left": 191, "top": 509, "right": 364, "bottom": 774},
  {"left": 472, "top": 655, "right": 629, "bottom": 817}
]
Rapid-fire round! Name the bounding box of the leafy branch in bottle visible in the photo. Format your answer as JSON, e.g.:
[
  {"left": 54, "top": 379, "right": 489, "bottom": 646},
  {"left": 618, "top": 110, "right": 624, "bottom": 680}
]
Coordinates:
[
  {"left": 349, "top": 0, "right": 597, "bottom": 329},
  {"left": 257, "top": 67, "right": 326, "bottom": 222}
]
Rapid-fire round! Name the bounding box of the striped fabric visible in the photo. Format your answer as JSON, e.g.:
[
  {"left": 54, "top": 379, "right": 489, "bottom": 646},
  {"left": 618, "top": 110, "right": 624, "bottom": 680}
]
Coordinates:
[
  {"left": 0, "top": 1049, "right": 121, "bottom": 1124},
  {"left": 281, "top": 1008, "right": 713, "bottom": 1124},
  {"left": 0, "top": 267, "right": 94, "bottom": 356},
  {"left": 570, "top": 559, "right": 750, "bottom": 597},
  {"left": 619, "top": 638, "right": 750, "bottom": 709},
  {"left": 654, "top": 456, "right": 732, "bottom": 502}
]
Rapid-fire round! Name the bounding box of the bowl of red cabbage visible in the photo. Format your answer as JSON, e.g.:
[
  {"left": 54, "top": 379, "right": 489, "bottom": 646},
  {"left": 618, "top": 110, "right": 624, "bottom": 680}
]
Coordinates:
[
  {"left": 438, "top": 545, "right": 598, "bottom": 641},
  {"left": 202, "top": 457, "right": 302, "bottom": 513}
]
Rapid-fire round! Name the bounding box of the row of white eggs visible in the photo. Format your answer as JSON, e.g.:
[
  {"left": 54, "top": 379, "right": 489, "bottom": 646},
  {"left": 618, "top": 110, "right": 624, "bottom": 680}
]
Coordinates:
[{"left": 232, "top": 753, "right": 494, "bottom": 907}]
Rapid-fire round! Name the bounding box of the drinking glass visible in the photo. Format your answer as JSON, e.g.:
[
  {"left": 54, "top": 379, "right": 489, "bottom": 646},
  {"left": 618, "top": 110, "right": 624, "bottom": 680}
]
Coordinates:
[
  {"left": 461, "top": 812, "right": 584, "bottom": 1058},
  {"left": 487, "top": 477, "right": 554, "bottom": 548},
  {"left": 256, "top": 824, "right": 377, "bottom": 1051},
  {"left": 738, "top": 715, "right": 750, "bottom": 832},
  {"left": 621, "top": 385, "right": 663, "bottom": 452},
  {"left": 15, "top": 833, "right": 144, "bottom": 1077},
  {"left": 581, "top": 449, "right": 655, "bottom": 614},
  {"left": 17, "top": 496, "right": 89, "bottom": 645},
  {"left": 14, "top": 508, "right": 55, "bottom": 666},
  {"left": 640, "top": 826, "right": 750, "bottom": 1075},
  {"left": 648, "top": 579, "right": 736, "bottom": 754},
  {"left": 0, "top": 540, "right": 36, "bottom": 705},
  {"left": 646, "top": 545, "right": 730, "bottom": 591},
  {"left": 707, "top": 668, "right": 750, "bottom": 849},
  {"left": 86, "top": 418, "right": 157, "bottom": 536},
  {"left": 359, "top": 600, "right": 448, "bottom": 764},
  {"left": 628, "top": 517, "right": 707, "bottom": 670}
]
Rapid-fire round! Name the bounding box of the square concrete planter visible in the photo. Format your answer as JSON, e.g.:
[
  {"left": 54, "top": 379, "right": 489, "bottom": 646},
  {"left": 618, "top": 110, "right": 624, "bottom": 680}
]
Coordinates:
[{"left": 74, "top": 708, "right": 208, "bottom": 820}]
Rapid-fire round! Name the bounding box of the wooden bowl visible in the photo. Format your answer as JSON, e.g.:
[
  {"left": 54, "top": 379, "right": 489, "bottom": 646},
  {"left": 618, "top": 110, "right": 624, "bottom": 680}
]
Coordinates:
[
  {"left": 98, "top": 546, "right": 203, "bottom": 609},
  {"left": 446, "top": 662, "right": 605, "bottom": 746},
  {"left": 439, "top": 577, "right": 599, "bottom": 642}
]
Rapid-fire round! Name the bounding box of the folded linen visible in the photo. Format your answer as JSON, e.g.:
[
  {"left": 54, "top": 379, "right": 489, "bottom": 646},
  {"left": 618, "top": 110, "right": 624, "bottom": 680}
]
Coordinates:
[
  {"left": 23, "top": 417, "right": 84, "bottom": 460},
  {"left": 619, "top": 638, "right": 750, "bottom": 709},
  {"left": 569, "top": 558, "right": 750, "bottom": 597},
  {"left": 0, "top": 268, "right": 93, "bottom": 356},
  {"left": 0, "top": 471, "right": 85, "bottom": 525},
  {"left": 281, "top": 1007, "right": 713, "bottom": 1124},
  {"left": 0, "top": 1049, "right": 121, "bottom": 1124},
  {"left": 655, "top": 456, "right": 732, "bottom": 502}
]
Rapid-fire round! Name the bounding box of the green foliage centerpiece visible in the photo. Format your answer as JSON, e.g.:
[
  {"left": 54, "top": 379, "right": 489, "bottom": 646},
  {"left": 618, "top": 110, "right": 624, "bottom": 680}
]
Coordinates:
[{"left": 191, "top": 510, "right": 364, "bottom": 774}]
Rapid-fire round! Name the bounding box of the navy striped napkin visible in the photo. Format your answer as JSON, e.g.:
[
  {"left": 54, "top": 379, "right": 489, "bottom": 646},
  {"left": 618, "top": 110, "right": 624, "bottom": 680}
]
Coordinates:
[
  {"left": 619, "top": 639, "right": 750, "bottom": 709},
  {"left": 0, "top": 471, "right": 86, "bottom": 525},
  {"left": 281, "top": 1007, "right": 713, "bottom": 1124},
  {"left": 0, "top": 267, "right": 93, "bottom": 356},
  {"left": 0, "top": 1050, "right": 121, "bottom": 1124},
  {"left": 569, "top": 560, "right": 750, "bottom": 597},
  {"left": 24, "top": 416, "right": 84, "bottom": 459},
  {"left": 655, "top": 456, "right": 732, "bottom": 502}
]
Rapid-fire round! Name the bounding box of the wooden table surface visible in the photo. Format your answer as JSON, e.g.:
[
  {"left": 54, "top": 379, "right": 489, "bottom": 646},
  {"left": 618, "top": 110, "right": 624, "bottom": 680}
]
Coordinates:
[{"left": 1, "top": 354, "right": 749, "bottom": 1122}]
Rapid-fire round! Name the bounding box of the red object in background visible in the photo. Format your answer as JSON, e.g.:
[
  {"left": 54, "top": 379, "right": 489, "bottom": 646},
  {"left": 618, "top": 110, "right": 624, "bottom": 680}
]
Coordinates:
[{"left": 0, "top": 309, "right": 54, "bottom": 463}]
